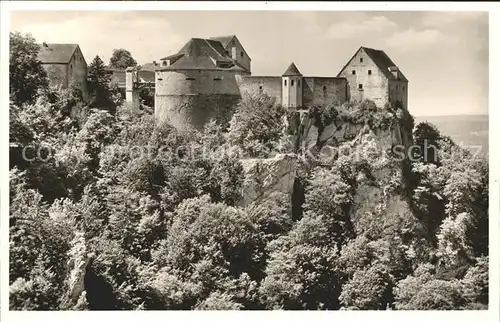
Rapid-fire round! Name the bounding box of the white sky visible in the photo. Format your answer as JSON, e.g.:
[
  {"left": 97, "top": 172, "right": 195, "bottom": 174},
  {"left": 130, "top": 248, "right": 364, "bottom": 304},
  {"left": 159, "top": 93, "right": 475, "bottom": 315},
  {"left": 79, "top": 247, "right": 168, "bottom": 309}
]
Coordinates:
[{"left": 10, "top": 10, "right": 488, "bottom": 116}]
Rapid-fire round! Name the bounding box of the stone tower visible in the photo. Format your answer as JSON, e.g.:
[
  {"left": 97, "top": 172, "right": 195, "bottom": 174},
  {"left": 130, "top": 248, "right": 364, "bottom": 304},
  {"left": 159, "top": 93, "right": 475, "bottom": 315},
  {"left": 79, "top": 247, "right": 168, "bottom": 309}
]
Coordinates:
[{"left": 282, "top": 62, "right": 303, "bottom": 109}]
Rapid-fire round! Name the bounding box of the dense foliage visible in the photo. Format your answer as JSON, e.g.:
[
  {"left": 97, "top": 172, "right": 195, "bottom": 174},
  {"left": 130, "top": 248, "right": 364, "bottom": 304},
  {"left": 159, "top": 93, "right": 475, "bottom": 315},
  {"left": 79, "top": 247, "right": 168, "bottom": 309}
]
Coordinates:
[
  {"left": 109, "top": 48, "right": 138, "bottom": 70},
  {"left": 9, "top": 32, "right": 489, "bottom": 310}
]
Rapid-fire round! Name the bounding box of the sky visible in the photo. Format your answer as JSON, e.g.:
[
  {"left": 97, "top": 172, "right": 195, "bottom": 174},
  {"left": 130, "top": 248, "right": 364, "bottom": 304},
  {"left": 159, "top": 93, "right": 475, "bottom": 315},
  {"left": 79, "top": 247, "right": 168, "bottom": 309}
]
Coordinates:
[{"left": 10, "top": 10, "right": 489, "bottom": 116}]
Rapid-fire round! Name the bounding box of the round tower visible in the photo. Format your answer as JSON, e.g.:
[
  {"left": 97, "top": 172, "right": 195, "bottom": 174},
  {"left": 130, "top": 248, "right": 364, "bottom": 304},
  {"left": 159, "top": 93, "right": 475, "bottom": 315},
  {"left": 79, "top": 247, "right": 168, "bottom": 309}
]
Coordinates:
[
  {"left": 281, "top": 62, "right": 303, "bottom": 109},
  {"left": 154, "top": 38, "right": 244, "bottom": 130}
]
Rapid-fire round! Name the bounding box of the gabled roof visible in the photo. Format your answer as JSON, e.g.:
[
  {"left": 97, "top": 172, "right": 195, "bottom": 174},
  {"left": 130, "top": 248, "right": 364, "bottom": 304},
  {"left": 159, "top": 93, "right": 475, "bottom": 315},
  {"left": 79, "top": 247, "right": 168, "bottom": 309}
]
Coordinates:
[
  {"left": 157, "top": 37, "right": 245, "bottom": 72},
  {"left": 209, "top": 35, "right": 235, "bottom": 48},
  {"left": 362, "top": 47, "right": 408, "bottom": 82},
  {"left": 337, "top": 46, "right": 408, "bottom": 82},
  {"left": 282, "top": 62, "right": 302, "bottom": 76},
  {"left": 209, "top": 35, "right": 252, "bottom": 60},
  {"left": 37, "top": 43, "right": 78, "bottom": 64}
]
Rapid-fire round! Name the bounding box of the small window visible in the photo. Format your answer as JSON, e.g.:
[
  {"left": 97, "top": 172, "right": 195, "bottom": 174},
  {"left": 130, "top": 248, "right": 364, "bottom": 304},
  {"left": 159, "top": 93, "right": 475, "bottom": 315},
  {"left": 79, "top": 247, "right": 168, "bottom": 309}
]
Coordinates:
[
  {"left": 240, "top": 52, "right": 244, "bottom": 58},
  {"left": 323, "top": 85, "right": 327, "bottom": 91},
  {"left": 284, "top": 79, "right": 287, "bottom": 86},
  {"left": 358, "top": 84, "right": 363, "bottom": 90},
  {"left": 186, "top": 77, "right": 196, "bottom": 81},
  {"left": 291, "top": 80, "right": 294, "bottom": 86},
  {"left": 213, "top": 76, "right": 223, "bottom": 81},
  {"left": 259, "top": 85, "right": 263, "bottom": 90},
  {"left": 352, "top": 70, "right": 356, "bottom": 75},
  {"left": 368, "top": 70, "right": 372, "bottom": 75},
  {"left": 360, "top": 57, "right": 364, "bottom": 63}
]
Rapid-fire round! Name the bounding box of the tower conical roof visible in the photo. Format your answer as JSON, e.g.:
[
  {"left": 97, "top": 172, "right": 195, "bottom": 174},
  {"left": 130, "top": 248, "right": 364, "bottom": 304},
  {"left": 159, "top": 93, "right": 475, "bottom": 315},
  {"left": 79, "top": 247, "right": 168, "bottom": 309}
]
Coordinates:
[{"left": 282, "top": 62, "right": 302, "bottom": 76}]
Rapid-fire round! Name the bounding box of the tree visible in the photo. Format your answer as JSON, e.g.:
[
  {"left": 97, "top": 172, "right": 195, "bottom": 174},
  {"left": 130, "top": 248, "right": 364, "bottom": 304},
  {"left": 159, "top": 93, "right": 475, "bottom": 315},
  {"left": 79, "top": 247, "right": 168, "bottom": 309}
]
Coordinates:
[
  {"left": 413, "top": 122, "right": 441, "bottom": 164},
  {"left": 109, "top": 48, "right": 137, "bottom": 70},
  {"left": 9, "top": 32, "right": 49, "bottom": 105},
  {"left": 339, "top": 262, "right": 394, "bottom": 310},
  {"left": 227, "top": 94, "right": 289, "bottom": 158},
  {"left": 87, "top": 55, "right": 116, "bottom": 113}
]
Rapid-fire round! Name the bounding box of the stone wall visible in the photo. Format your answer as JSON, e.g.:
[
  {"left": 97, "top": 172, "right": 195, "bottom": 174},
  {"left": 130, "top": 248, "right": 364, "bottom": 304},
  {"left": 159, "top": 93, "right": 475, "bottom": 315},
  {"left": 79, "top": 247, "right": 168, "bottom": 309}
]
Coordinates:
[
  {"left": 155, "top": 94, "right": 241, "bottom": 130},
  {"left": 155, "top": 69, "right": 241, "bottom": 129},
  {"left": 68, "top": 46, "right": 88, "bottom": 100},
  {"left": 228, "top": 37, "right": 251, "bottom": 73},
  {"left": 238, "top": 76, "right": 282, "bottom": 105},
  {"left": 303, "top": 77, "right": 348, "bottom": 107},
  {"left": 389, "top": 79, "right": 408, "bottom": 109},
  {"left": 43, "top": 63, "right": 68, "bottom": 88},
  {"left": 338, "top": 49, "right": 389, "bottom": 108}
]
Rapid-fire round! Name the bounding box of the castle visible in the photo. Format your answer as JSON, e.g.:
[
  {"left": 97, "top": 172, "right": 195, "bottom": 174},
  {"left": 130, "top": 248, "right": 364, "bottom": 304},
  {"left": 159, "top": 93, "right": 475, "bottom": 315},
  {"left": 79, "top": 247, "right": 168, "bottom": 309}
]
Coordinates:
[
  {"left": 38, "top": 35, "right": 408, "bottom": 130},
  {"left": 138, "top": 35, "right": 408, "bottom": 129},
  {"left": 37, "top": 42, "right": 89, "bottom": 100}
]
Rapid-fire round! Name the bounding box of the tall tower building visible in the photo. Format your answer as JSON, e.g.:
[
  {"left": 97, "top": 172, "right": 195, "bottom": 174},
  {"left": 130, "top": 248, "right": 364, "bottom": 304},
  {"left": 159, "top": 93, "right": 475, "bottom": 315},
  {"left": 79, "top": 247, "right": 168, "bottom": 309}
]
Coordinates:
[{"left": 281, "top": 62, "right": 303, "bottom": 109}]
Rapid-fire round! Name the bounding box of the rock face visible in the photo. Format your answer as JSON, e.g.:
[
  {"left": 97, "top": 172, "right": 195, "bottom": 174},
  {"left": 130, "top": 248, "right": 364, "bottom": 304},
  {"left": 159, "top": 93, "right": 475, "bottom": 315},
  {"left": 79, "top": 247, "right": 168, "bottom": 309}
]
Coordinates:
[
  {"left": 287, "top": 109, "right": 412, "bottom": 155},
  {"left": 281, "top": 105, "right": 425, "bottom": 243},
  {"left": 61, "top": 231, "right": 92, "bottom": 309},
  {"left": 239, "top": 154, "right": 298, "bottom": 207}
]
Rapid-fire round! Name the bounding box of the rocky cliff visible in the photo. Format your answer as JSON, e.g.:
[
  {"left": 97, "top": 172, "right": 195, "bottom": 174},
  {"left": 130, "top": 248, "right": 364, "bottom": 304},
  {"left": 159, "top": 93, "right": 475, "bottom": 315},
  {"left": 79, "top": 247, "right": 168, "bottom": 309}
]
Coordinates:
[{"left": 239, "top": 102, "right": 425, "bottom": 247}]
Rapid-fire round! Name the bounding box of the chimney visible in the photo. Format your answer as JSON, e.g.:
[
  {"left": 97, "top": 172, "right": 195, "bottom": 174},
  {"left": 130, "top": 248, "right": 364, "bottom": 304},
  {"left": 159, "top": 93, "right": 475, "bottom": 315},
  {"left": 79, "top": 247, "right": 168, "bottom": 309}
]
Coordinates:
[
  {"left": 153, "top": 61, "right": 157, "bottom": 66},
  {"left": 42, "top": 42, "right": 48, "bottom": 48},
  {"left": 388, "top": 66, "right": 399, "bottom": 79}
]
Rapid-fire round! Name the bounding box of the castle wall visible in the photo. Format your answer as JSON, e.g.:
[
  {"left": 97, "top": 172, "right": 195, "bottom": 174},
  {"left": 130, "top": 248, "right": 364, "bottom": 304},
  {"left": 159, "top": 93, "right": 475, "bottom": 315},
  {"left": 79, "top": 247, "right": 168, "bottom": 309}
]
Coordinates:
[
  {"left": 389, "top": 80, "right": 408, "bottom": 109},
  {"left": 238, "top": 76, "right": 282, "bottom": 105},
  {"left": 155, "top": 69, "right": 241, "bottom": 129},
  {"left": 68, "top": 46, "right": 88, "bottom": 100},
  {"left": 303, "top": 77, "right": 348, "bottom": 107},
  {"left": 228, "top": 37, "right": 251, "bottom": 73},
  {"left": 338, "top": 48, "right": 389, "bottom": 108},
  {"left": 42, "top": 64, "right": 68, "bottom": 88}
]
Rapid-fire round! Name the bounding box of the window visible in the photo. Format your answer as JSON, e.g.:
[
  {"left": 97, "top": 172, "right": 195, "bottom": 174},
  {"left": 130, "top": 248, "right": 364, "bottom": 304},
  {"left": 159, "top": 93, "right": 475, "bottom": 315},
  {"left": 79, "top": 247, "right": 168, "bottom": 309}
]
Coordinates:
[
  {"left": 213, "top": 76, "right": 223, "bottom": 81},
  {"left": 298, "top": 80, "right": 300, "bottom": 87},
  {"left": 396, "top": 85, "right": 399, "bottom": 90},
  {"left": 284, "top": 79, "right": 287, "bottom": 86},
  {"left": 186, "top": 77, "right": 196, "bottom": 80},
  {"left": 291, "top": 80, "right": 295, "bottom": 86},
  {"left": 352, "top": 70, "right": 356, "bottom": 75},
  {"left": 259, "top": 85, "right": 263, "bottom": 93},
  {"left": 360, "top": 57, "right": 364, "bottom": 63},
  {"left": 358, "top": 84, "right": 363, "bottom": 90},
  {"left": 368, "top": 70, "right": 372, "bottom": 75},
  {"left": 323, "top": 85, "right": 327, "bottom": 91},
  {"left": 403, "top": 85, "right": 405, "bottom": 91},
  {"left": 241, "top": 52, "right": 244, "bottom": 58}
]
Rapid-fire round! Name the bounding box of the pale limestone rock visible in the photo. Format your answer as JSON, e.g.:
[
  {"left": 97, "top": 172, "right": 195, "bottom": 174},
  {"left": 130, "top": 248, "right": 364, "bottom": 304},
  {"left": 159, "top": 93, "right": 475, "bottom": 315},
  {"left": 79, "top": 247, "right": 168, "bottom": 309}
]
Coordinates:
[{"left": 239, "top": 153, "right": 297, "bottom": 207}]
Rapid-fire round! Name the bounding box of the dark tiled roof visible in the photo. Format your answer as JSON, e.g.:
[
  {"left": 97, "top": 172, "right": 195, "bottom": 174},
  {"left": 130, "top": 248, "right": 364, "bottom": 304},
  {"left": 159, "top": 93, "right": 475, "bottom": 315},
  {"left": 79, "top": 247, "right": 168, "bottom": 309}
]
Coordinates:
[
  {"left": 160, "top": 52, "right": 184, "bottom": 62},
  {"left": 361, "top": 47, "right": 408, "bottom": 82},
  {"left": 282, "top": 62, "right": 302, "bottom": 76},
  {"left": 140, "top": 62, "right": 160, "bottom": 72},
  {"left": 37, "top": 43, "right": 78, "bottom": 64},
  {"left": 157, "top": 37, "right": 244, "bottom": 72},
  {"left": 209, "top": 35, "right": 235, "bottom": 48}
]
